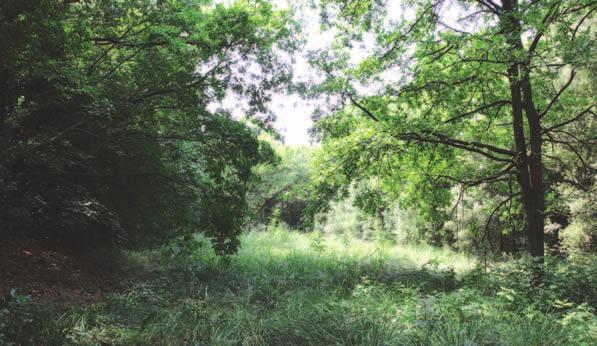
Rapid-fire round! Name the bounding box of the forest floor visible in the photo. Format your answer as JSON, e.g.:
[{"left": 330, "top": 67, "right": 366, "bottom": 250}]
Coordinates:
[
  {"left": 0, "top": 236, "right": 125, "bottom": 306},
  {"left": 1, "top": 228, "right": 596, "bottom": 345}
]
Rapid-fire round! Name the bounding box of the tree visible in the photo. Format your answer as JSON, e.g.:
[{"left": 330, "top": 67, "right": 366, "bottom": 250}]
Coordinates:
[
  {"left": 247, "top": 138, "right": 315, "bottom": 229},
  {"left": 312, "top": 0, "right": 596, "bottom": 258},
  {"left": 0, "top": 0, "right": 296, "bottom": 254}
]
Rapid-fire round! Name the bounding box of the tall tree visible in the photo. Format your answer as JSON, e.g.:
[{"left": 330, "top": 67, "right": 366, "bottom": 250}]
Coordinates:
[{"left": 312, "top": 0, "right": 596, "bottom": 258}]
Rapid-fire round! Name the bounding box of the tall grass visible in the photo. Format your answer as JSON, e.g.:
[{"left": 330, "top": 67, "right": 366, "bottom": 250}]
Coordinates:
[
  {"left": 238, "top": 228, "right": 475, "bottom": 273},
  {"left": 1, "top": 227, "right": 595, "bottom": 345}
]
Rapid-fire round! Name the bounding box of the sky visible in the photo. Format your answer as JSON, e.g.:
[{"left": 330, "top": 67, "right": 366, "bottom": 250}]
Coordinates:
[
  {"left": 212, "top": 0, "right": 332, "bottom": 146},
  {"left": 262, "top": 3, "right": 325, "bottom": 147},
  {"left": 264, "top": 0, "right": 391, "bottom": 146},
  {"left": 211, "top": 0, "right": 468, "bottom": 146}
]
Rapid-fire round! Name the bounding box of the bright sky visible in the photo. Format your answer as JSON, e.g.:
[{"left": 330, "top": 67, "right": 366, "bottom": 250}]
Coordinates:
[
  {"left": 265, "top": 0, "right": 390, "bottom": 146},
  {"left": 270, "top": 4, "right": 333, "bottom": 146},
  {"left": 212, "top": 0, "right": 333, "bottom": 146}
]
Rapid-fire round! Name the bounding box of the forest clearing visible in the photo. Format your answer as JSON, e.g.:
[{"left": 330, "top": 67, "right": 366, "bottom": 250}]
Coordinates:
[
  {"left": 1, "top": 0, "right": 596, "bottom": 344},
  {"left": 2, "top": 228, "right": 596, "bottom": 345}
]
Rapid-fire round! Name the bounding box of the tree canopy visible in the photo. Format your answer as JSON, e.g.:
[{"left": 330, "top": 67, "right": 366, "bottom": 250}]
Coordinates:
[
  {"left": 0, "top": 0, "right": 296, "bottom": 253},
  {"left": 309, "top": 0, "right": 596, "bottom": 258},
  {"left": 0, "top": 0, "right": 595, "bottom": 259}
]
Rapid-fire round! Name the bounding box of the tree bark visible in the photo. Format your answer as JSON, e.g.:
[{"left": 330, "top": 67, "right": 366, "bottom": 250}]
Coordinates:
[
  {"left": 521, "top": 73, "right": 545, "bottom": 259},
  {"left": 502, "top": 0, "right": 545, "bottom": 260}
]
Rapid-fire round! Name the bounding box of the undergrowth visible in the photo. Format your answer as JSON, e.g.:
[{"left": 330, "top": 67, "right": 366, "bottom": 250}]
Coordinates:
[{"left": 1, "top": 228, "right": 595, "bottom": 345}]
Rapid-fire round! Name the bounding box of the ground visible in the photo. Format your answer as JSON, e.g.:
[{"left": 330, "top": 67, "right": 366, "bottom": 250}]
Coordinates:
[
  {"left": 1, "top": 228, "right": 596, "bottom": 345},
  {"left": 0, "top": 236, "right": 123, "bottom": 305}
]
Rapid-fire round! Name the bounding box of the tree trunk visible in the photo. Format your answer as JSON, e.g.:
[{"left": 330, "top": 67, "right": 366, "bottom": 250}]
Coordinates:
[
  {"left": 521, "top": 74, "right": 545, "bottom": 259},
  {"left": 524, "top": 194, "right": 545, "bottom": 258},
  {"left": 502, "top": 0, "right": 545, "bottom": 260}
]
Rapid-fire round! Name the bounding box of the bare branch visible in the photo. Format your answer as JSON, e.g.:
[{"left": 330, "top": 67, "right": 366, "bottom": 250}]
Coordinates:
[
  {"left": 475, "top": 0, "right": 501, "bottom": 15},
  {"left": 380, "top": 2, "right": 439, "bottom": 60},
  {"left": 348, "top": 93, "right": 515, "bottom": 160},
  {"left": 396, "top": 131, "right": 514, "bottom": 162},
  {"left": 528, "top": 2, "right": 562, "bottom": 57},
  {"left": 483, "top": 192, "right": 520, "bottom": 246},
  {"left": 571, "top": 6, "right": 596, "bottom": 40},
  {"left": 436, "top": 163, "right": 514, "bottom": 187}
]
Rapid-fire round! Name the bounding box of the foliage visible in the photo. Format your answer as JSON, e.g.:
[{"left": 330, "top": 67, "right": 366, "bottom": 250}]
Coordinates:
[
  {"left": 0, "top": 0, "right": 297, "bottom": 253},
  {"left": 2, "top": 228, "right": 596, "bottom": 345},
  {"left": 310, "top": 0, "right": 597, "bottom": 257},
  {"left": 248, "top": 138, "right": 316, "bottom": 229},
  {"left": 1, "top": 0, "right": 596, "bottom": 343}
]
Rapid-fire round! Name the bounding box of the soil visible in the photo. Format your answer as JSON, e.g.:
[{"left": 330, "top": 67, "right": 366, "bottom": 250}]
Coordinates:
[{"left": 0, "top": 236, "right": 125, "bottom": 306}]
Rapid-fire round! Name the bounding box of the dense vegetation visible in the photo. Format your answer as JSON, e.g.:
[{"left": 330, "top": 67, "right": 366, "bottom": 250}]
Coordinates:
[
  {"left": 309, "top": 0, "right": 596, "bottom": 259},
  {"left": 0, "top": 0, "right": 294, "bottom": 253},
  {"left": 2, "top": 228, "right": 596, "bottom": 345},
  {"left": 1, "top": 0, "right": 595, "bottom": 345}
]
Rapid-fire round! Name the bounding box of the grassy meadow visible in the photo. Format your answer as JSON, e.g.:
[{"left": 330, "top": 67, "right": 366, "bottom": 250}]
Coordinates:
[{"left": 2, "top": 227, "right": 596, "bottom": 345}]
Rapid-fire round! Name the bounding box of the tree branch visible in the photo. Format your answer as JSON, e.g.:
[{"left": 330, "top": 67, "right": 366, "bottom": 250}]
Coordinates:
[
  {"left": 396, "top": 131, "right": 514, "bottom": 163},
  {"left": 348, "top": 94, "right": 514, "bottom": 161},
  {"left": 444, "top": 100, "right": 509, "bottom": 123},
  {"left": 348, "top": 94, "right": 379, "bottom": 122},
  {"left": 540, "top": 69, "right": 576, "bottom": 118},
  {"left": 527, "top": 2, "right": 561, "bottom": 57},
  {"left": 542, "top": 104, "right": 596, "bottom": 134},
  {"left": 476, "top": 0, "right": 501, "bottom": 15}
]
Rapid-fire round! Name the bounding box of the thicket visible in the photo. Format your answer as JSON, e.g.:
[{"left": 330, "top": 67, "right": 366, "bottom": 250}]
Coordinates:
[
  {"left": 254, "top": 141, "right": 595, "bottom": 258},
  {"left": 0, "top": 0, "right": 295, "bottom": 253},
  {"left": 247, "top": 138, "right": 315, "bottom": 230}
]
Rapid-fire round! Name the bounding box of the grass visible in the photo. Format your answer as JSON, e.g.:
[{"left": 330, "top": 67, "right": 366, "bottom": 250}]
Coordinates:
[{"left": 1, "top": 227, "right": 596, "bottom": 345}]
